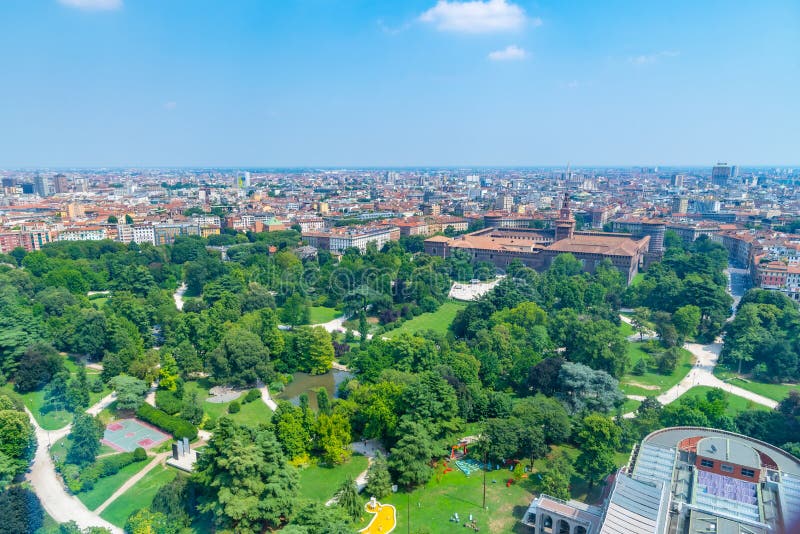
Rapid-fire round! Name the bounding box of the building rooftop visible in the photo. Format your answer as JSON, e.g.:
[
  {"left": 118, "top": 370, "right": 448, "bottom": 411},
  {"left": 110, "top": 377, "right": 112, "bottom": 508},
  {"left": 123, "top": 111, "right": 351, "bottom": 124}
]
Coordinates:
[
  {"left": 600, "top": 476, "right": 666, "bottom": 534},
  {"left": 697, "top": 437, "right": 760, "bottom": 468},
  {"left": 545, "top": 233, "right": 649, "bottom": 257}
]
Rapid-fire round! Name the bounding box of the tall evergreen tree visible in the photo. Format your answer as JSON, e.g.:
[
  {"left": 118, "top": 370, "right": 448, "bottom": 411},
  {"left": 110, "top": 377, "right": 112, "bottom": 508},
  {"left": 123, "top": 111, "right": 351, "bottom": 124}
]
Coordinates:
[
  {"left": 335, "top": 476, "right": 361, "bottom": 522},
  {"left": 66, "top": 413, "right": 102, "bottom": 467},
  {"left": 194, "top": 418, "right": 298, "bottom": 532},
  {"left": 388, "top": 420, "right": 435, "bottom": 488},
  {"left": 365, "top": 451, "right": 392, "bottom": 499}
]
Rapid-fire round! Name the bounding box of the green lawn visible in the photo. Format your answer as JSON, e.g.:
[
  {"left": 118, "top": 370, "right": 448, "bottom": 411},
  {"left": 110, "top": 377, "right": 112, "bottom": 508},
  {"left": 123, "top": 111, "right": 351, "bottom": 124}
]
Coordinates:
[
  {"left": 203, "top": 397, "right": 273, "bottom": 427},
  {"left": 713, "top": 366, "right": 800, "bottom": 402},
  {"left": 384, "top": 301, "right": 467, "bottom": 339},
  {"left": 630, "top": 272, "right": 645, "bottom": 286},
  {"left": 100, "top": 466, "right": 181, "bottom": 527},
  {"left": 186, "top": 379, "right": 268, "bottom": 425},
  {"left": 307, "top": 306, "right": 341, "bottom": 325},
  {"left": 621, "top": 398, "right": 642, "bottom": 413},
  {"left": 77, "top": 457, "right": 150, "bottom": 511},
  {"left": 50, "top": 435, "right": 116, "bottom": 464},
  {"left": 620, "top": 342, "right": 694, "bottom": 396},
  {"left": 618, "top": 320, "right": 635, "bottom": 338},
  {"left": 680, "top": 386, "right": 772, "bottom": 416},
  {"left": 0, "top": 385, "right": 73, "bottom": 430},
  {"left": 297, "top": 454, "right": 369, "bottom": 503},
  {"left": 348, "top": 443, "right": 630, "bottom": 534},
  {"left": 357, "top": 464, "right": 533, "bottom": 534}
]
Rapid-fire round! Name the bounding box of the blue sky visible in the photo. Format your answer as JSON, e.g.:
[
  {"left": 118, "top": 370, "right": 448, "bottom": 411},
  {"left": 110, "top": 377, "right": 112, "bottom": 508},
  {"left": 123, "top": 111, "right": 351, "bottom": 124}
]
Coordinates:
[{"left": 0, "top": 0, "right": 797, "bottom": 167}]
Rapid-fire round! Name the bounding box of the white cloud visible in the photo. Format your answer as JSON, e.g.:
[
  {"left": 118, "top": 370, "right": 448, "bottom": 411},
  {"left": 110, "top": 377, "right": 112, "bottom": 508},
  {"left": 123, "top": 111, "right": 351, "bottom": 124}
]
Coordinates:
[
  {"left": 58, "top": 0, "right": 122, "bottom": 10},
  {"left": 488, "top": 45, "right": 527, "bottom": 61},
  {"left": 163, "top": 101, "right": 177, "bottom": 111},
  {"left": 629, "top": 50, "right": 680, "bottom": 65},
  {"left": 420, "top": 0, "right": 527, "bottom": 33},
  {"left": 565, "top": 80, "right": 579, "bottom": 89}
]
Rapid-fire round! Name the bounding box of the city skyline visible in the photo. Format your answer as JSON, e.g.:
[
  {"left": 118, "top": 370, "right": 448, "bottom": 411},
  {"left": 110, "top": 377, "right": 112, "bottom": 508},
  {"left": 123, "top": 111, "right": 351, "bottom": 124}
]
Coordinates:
[{"left": 1, "top": 0, "right": 798, "bottom": 167}]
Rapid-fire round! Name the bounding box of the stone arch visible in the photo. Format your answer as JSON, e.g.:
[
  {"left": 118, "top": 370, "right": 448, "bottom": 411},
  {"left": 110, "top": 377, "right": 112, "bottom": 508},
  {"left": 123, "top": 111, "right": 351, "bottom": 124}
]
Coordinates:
[
  {"left": 542, "top": 514, "right": 554, "bottom": 533},
  {"left": 575, "top": 526, "right": 587, "bottom": 534},
  {"left": 557, "top": 519, "right": 571, "bottom": 534}
]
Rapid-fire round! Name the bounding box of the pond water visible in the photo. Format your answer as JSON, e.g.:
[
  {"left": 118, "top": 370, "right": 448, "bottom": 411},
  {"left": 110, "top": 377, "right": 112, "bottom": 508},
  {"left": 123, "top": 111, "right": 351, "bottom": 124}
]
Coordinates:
[{"left": 277, "top": 369, "right": 352, "bottom": 411}]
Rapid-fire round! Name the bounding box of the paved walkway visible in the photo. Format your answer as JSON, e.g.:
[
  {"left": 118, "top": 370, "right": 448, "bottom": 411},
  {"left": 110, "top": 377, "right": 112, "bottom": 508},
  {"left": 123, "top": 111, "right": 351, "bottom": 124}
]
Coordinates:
[
  {"left": 94, "top": 452, "right": 170, "bottom": 514},
  {"left": 656, "top": 342, "right": 777, "bottom": 408},
  {"left": 325, "top": 439, "right": 384, "bottom": 506},
  {"left": 173, "top": 283, "right": 187, "bottom": 311},
  {"left": 259, "top": 384, "right": 278, "bottom": 411},
  {"left": 623, "top": 339, "right": 778, "bottom": 419},
  {"left": 25, "top": 400, "right": 123, "bottom": 533},
  {"left": 448, "top": 276, "right": 505, "bottom": 301}
]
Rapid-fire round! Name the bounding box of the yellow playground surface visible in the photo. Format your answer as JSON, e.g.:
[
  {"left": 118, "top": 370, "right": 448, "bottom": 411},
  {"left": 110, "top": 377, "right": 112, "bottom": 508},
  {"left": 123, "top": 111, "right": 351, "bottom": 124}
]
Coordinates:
[{"left": 359, "top": 499, "right": 397, "bottom": 534}]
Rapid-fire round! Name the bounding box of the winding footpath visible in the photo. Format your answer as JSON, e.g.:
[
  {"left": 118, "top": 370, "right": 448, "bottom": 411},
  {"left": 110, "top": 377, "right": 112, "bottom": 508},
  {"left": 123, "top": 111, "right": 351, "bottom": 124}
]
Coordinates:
[
  {"left": 622, "top": 266, "right": 778, "bottom": 417},
  {"left": 25, "top": 393, "right": 123, "bottom": 534}
]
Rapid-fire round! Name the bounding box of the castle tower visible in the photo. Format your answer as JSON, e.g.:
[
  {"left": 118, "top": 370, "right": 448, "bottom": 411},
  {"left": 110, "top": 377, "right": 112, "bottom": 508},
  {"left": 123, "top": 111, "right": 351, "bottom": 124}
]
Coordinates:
[{"left": 554, "top": 191, "right": 575, "bottom": 241}]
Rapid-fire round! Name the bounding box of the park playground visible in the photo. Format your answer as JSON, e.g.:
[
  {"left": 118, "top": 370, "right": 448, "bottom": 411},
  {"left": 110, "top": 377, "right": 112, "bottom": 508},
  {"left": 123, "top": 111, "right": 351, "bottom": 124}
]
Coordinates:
[
  {"left": 102, "top": 418, "right": 169, "bottom": 452},
  {"left": 359, "top": 499, "right": 396, "bottom": 534}
]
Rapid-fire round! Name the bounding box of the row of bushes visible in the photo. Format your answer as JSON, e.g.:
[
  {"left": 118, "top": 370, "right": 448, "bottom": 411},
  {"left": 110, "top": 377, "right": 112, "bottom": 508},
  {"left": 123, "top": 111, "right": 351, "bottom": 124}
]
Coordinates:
[
  {"left": 136, "top": 403, "right": 197, "bottom": 440},
  {"left": 62, "top": 448, "right": 146, "bottom": 493}
]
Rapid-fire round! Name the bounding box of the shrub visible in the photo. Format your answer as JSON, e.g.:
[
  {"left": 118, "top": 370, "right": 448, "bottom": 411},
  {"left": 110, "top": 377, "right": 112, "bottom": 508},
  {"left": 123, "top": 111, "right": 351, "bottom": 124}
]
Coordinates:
[
  {"left": 155, "top": 390, "right": 182, "bottom": 415},
  {"left": 632, "top": 358, "right": 648, "bottom": 376},
  {"left": 244, "top": 389, "right": 261, "bottom": 404},
  {"left": 136, "top": 404, "right": 198, "bottom": 440},
  {"left": 133, "top": 447, "right": 147, "bottom": 461},
  {"left": 228, "top": 401, "right": 240, "bottom": 414}
]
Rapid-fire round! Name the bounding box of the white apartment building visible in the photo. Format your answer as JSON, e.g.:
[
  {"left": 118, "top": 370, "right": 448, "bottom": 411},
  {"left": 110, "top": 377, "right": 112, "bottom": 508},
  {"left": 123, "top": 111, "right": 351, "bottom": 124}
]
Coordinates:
[
  {"left": 57, "top": 226, "right": 107, "bottom": 241},
  {"left": 117, "top": 224, "right": 156, "bottom": 245}
]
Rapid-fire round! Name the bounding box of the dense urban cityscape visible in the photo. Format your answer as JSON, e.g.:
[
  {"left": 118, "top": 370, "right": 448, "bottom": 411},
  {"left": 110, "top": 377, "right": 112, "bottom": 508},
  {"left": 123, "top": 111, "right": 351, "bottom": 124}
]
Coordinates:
[{"left": 1, "top": 1, "right": 799, "bottom": 534}]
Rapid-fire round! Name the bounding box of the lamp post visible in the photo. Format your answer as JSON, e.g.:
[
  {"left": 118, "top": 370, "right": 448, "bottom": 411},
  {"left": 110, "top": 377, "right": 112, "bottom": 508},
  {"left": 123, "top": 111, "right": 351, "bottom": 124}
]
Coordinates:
[{"left": 407, "top": 491, "right": 410, "bottom": 534}]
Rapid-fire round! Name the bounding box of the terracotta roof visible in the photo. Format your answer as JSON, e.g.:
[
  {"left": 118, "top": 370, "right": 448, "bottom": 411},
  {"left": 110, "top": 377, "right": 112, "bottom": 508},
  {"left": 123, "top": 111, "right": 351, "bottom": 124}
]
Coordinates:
[{"left": 545, "top": 234, "right": 649, "bottom": 257}]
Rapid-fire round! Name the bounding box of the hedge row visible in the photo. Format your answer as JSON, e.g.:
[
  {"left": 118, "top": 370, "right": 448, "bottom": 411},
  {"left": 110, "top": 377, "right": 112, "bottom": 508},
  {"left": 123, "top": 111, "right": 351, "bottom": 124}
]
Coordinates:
[
  {"left": 136, "top": 403, "right": 198, "bottom": 440},
  {"left": 64, "top": 448, "right": 147, "bottom": 493}
]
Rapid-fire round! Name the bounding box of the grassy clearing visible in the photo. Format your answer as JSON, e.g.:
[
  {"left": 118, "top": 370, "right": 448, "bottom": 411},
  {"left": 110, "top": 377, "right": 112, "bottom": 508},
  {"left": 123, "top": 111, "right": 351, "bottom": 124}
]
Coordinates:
[
  {"left": 358, "top": 443, "right": 628, "bottom": 534},
  {"left": 680, "top": 386, "right": 772, "bottom": 416},
  {"left": 77, "top": 457, "right": 150, "bottom": 511},
  {"left": 100, "top": 466, "right": 180, "bottom": 527},
  {"left": 50, "top": 436, "right": 115, "bottom": 464},
  {"left": 203, "top": 398, "right": 274, "bottom": 426},
  {"left": 307, "top": 306, "right": 341, "bottom": 325},
  {"left": 384, "top": 301, "right": 467, "bottom": 339},
  {"left": 297, "top": 454, "right": 369, "bottom": 503},
  {"left": 621, "top": 398, "right": 642, "bottom": 413},
  {"left": 620, "top": 342, "right": 693, "bottom": 396},
  {"left": 0, "top": 385, "right": 73, "bottom": 430},
  {"left": 360, "top": 463, "right": 533, "bottom": 534},
  {"left": 630, "top": 272, "right": 645, "bottom": 287},
  {"left": 618, "top": 320, "right": 635, "bottom": 338},
  {"left": 713, "top": 366, "right": 799, "bottom": 402}
]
